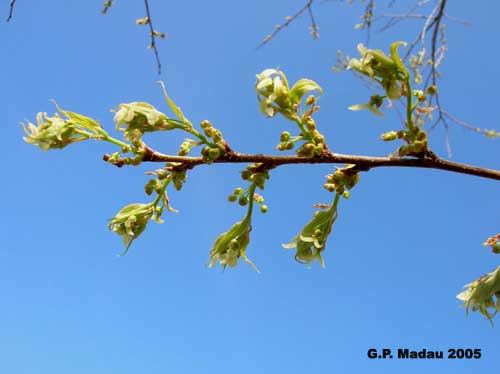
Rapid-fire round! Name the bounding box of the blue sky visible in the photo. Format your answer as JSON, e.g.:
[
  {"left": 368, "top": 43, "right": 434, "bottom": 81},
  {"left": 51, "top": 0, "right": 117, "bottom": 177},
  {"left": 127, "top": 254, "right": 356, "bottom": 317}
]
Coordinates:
[{"left": 2, "top": 1, "right": 499, "bottom": 373}]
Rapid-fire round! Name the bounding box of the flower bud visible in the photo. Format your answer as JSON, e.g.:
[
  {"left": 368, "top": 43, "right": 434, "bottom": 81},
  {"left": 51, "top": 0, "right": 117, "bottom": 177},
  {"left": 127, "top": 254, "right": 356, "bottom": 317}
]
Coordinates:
[
  {"left": 280, "top": 131, "right": 291, "bottom": 142},
  {"left": 305, "top": 95, "right": 316, "bottom": 106},
  {"left": 381, "top": 131, "right": 398, "bottom": 141},
  {"left": 200, "top": 120, "right": 212, "bottom": 129},
  {"left": 426, "top": 85, "right": 438, "bottom": 95}
]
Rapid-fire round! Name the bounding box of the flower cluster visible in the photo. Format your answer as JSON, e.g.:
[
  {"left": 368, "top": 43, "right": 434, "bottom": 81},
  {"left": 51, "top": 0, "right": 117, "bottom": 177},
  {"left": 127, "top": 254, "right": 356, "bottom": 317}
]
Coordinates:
[
  {"left": 208, "top": 217, "right": 259, "bottom": 272},
  {"left": 348, "top": 41, "right": 409, "bottom": 99},
  {"left": 256, "top": 69, "right": 327, "bottom": 158},
  {"left": 22, "top": 103, "right": 104, "bottom": 150},
  {"left": 457, "top": 266, "right": 500, "bottom": 323},
  {"left": 113, "top": 102, "right": 174, "bottom": 144},
  {"left": 199, "top": 120, "right": 228, "bottom": 164},
  {"left": 323, "top": 165, "right": 360, "bottom": 195},
  {"left": 209, "top": 165, "right": 270, "bottom": 271},
  {"left": 283, "top": 203, "right": 339, "bottom": 267},
  {"left": 255, "top": 69, "right": 322, "bottom": 120},
  {"left": 108, "top": 203, "right": 163, "bottom": 254}
]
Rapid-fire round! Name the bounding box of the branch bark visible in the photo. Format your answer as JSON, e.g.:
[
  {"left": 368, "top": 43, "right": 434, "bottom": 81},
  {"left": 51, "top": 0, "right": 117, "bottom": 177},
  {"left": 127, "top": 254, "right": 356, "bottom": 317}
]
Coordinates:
[{"left": 108, "top": 147, "right": 500, "bottom": 181}]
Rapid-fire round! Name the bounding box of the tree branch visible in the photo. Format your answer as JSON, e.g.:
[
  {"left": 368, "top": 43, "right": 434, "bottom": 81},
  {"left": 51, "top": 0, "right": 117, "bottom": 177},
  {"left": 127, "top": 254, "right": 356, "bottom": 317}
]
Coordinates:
[
  {"left": 6, "top": 0, "right": 17, "bottom": 22},
  {"left": 258, "top": 0, "right": 318, "bottom": 48},
  {"left": 143, "top": 0, "right": 163, "bottom": 74},
  {"left": 105, "top": 148, "right": 500, "bottom": 181}
]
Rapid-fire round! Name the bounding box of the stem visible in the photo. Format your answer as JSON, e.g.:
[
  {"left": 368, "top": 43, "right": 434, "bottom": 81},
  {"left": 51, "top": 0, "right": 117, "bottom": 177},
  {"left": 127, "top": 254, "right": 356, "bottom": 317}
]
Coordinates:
[
  {"left": 102, "top": 135, "right": 131, "bottom": 149},
  {"left": 294, "top": 117, "right": 312, "bottom": 142},
  {"left": 73, "top": 128, "right": 131, "bottom": 150},
  {"left": 405, "top": 77, "right": 415, "bottom": 132},
  {"left": 167, "top": 119, "right": 216, "bottom": 147},
  {"left": 330, "top": 192, "right": 341, "bottom": 213},
  {"left": 245, "top": 183, "right": 258, "bottom": 220}
]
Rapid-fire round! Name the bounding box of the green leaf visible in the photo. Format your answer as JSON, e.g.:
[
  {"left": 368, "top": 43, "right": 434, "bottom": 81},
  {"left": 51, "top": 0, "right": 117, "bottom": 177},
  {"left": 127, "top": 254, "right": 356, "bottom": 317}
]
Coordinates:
[
  {"left": 157, "top": 81, "right": 190, "bottom": 125},
  {"left": 390, "top": 41, "right": 409, "bottom": 77},
  {"left": 289, "top": 78, "right": 322, "bottom": 105},
  {"left": 52, "top": 100, "right": 105, "bottom": 135}
]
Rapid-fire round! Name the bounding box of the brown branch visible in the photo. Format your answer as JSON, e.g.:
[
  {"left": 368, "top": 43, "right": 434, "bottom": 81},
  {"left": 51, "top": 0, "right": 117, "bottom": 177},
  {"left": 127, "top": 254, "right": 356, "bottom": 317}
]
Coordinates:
[
  {"left": 143, "top": 0, "right": 162, "bottom": 74},
  {"left": 258, "top": 0, "right": 317, "bottom": 48},
  {"left": 430, "top": 0, "right": 447, "bottom": 87},
  {"left": 106, "top": 148, "right": 500, "bottom": 181},
  {"left": 6, "top": 0, "right": 16, "bottom": 22}
]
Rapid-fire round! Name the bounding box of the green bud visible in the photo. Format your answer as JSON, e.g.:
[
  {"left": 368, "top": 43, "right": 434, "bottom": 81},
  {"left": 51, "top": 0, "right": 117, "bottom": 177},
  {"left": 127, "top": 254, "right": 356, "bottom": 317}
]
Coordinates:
[
  {"left": 280, "top": 131, "right": 291, "bottom": 142},
  {"left": 212, "top": 130, "right": 223, "bottom": 142},
  {"left": 228, "top": 195, "right": 237, "bottom": 202},
  {"left": 204, "top": 127, "right": 213, "bottom": 137},
  {"left": 260, "top": 205, "right": 268, "bottom": 213},
  {"left": 417, "top": 130, "right": 428, "bottom": 141},
  {"left": 241, "top": 170, "right": 251, "bottom": 180},
  {"left": 305, "top": 118, "right": 316, "bottom": 131},
  {"left": 297, "top": 143, "right": 315, "bottom": 158},
  {"left": 200, "top": 120, "right": 212, "bottom": 129},
  {"left": 381, "top": 131, "right": 398, "bottom": 141},
  {"left": 208, "top": 148, "right": 221, "bottom": 160},
  {"left": 314, "top": 145, "right": 324, "bottom": 156},
  {"left": 238, "top": 196, "right": 248, "bottom": 206}
]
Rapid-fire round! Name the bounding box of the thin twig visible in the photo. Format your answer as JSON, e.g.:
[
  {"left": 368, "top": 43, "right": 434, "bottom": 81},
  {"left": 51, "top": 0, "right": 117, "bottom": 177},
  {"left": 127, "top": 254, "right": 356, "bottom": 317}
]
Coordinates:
[
  {"left": 143, "top": 0, "right": 162, "bottom": 75},
  {"left": 105, "top": 148, "right": 500, "bottom": 181},
  {"left": 258, "top": 0, "right": 317, "bottom": 48},
  {"left": 430, "top": 0, "right": 447, "bottom": 87},
  {"left": 6, "top": 0, "right": 17, "bottom": 22}
]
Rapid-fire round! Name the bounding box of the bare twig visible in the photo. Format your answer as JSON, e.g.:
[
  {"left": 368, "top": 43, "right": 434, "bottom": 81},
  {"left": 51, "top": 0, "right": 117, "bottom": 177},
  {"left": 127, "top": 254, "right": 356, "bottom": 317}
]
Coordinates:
[
  {"left": 430, "top": 0, "right": 447, "bottom": 87},
  {"left": 359, "top": 0, "right": 376, "bottom": 45},
  {"left": 6, "top": 0, "right": 17, "bottom": 22},
  {"left": 143, "top": 0, "right": 163, "bottom": 75},
  {"left": 258, "top": 0, "right": 318, "bottom": 48},
  {"left": 102, "top": 0, "right": 115, "bottom": 14},
  {"left": 104, "top": 148, "right": 500, "bottom": 181}
]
